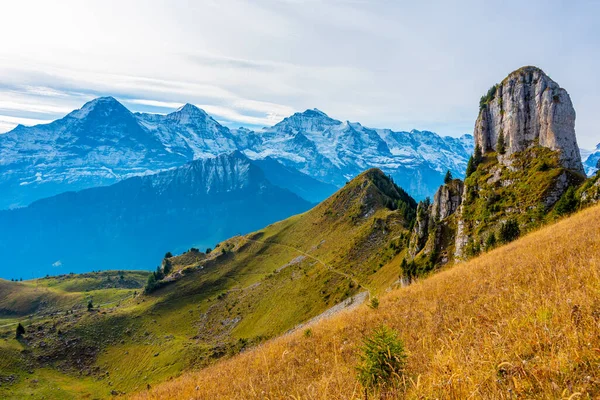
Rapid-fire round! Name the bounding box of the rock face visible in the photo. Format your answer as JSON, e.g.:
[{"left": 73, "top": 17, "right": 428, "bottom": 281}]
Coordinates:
[
  {"left": 474, "top": 66, "right": 584, "bottom": 174},
  {"left": 431, "top": 180, "right": 463, "bottom": 221},
  {"left": 408, "top": 200, "right": 430, "bottom": 257}
]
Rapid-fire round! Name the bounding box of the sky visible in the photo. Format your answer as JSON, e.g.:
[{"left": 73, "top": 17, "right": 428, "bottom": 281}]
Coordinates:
[{"left": 0, "top": 0, "right": 598, "bottom": 148}]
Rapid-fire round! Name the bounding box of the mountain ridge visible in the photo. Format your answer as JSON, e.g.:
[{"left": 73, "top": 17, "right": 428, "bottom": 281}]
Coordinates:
[{"left": 0, "top": 98, "right": 473, "bottom": 209}]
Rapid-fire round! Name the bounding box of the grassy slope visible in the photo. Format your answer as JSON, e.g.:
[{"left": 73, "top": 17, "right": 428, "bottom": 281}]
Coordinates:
[
  {"left": 134, "top": 204, "right": 600, "bottom": 399},
  {"left": 0, "top": 271, "right": 149, "bottom": 399},
  {"left": 0, "top": 169, "right": 416, "bottom": 398},
  {"left": 462, "top": 147, "right": 584, "bottom": 232}
]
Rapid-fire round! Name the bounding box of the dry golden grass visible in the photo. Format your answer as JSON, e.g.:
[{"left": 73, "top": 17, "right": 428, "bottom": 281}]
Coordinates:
[{"left": 131, "top": 205, "right": 600, "bottom": 399}]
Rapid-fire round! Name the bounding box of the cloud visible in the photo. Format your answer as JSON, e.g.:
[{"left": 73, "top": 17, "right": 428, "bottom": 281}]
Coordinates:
[
  {"left": 52, "top": 260, "right": 62, "bottom": 267},
  {"left": 0, "top": 114, "right": 53, "bottom": 132},
  {"left": 127, "top": 99, "right": 184, "bottom": 109},
  {"left": 0, "top": 1, "right": 598, "bottom": 147}
]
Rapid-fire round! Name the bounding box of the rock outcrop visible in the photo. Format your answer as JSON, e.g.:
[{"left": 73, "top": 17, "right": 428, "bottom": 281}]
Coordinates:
[
  {"left": 474, "top": 66, "right": 584, "bottom": 174},
  {"left": 408, "top": 199, "right": 430, "bottom": 257},
  {"left": 431, "top": 180, "right": 464, "bottom": 221}
]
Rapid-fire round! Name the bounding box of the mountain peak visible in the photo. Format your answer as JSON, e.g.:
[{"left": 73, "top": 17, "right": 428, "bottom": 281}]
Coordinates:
[
  {"left": 174, "top": 103, "right": 207, "bottom": 115},
  {"left": 475, "top": 66, "right": 584, "bottom": 173},
  {"left": 69, "top": 96, "right": 128, "bottom": 119},
  {"left": 318, "top": 168, "right": 416, "bottom": 222},
  {"left": 294, "top": 108, "right": 331, "bottom": 120}
]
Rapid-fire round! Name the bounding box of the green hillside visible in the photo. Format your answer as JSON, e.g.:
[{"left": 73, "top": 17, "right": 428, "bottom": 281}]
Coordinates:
[{"left": 0, "top": 169, "right": 418, "bottom": 399}]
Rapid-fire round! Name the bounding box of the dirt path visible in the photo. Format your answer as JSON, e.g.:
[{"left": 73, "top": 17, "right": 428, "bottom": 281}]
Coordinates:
[
  {"left": 244, "top": 236, "right": 371, "bottom": 296},
  {"left": 286, "top": 291, "right": 369, "bottom": 335}
]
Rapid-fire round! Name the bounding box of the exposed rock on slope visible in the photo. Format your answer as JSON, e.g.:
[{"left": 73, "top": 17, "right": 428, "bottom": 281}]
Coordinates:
[
  {"left": 431, "top": 179, "right": 463, "bottom": 221},
  {"left": 474, "top": 66, "right": 584, "bottom": 174},
  {"left": 407, "top": 66, "right": 587, "bottom": 266}
]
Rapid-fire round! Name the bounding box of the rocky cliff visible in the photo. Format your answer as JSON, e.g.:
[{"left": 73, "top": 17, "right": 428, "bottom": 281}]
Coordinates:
[
  {"left": 406, "top": 66, "right": 588, "bottom": 267},
  {"left": 431, "top": 179, "right": 464, "bottom": 221},
  {"left": 474, "top": 66, "right": 584, "bottom": 174}
]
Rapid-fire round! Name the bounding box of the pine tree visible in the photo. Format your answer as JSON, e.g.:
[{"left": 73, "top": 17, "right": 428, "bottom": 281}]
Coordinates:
[
  {"left": 15, "top": 323, "right": 25, "bottom": 339},
  {"left": 444, "top": 170, "right": 453, "bottom": 184},
  {"left": 163, "top": 259, "right": 172, "bottom": 276},
  {"left": 485, "top": 232, "right": 497, "bottom": 249},
  {"left": 497, "top": 130, "right": 506, "bottom": 154},
  {"left": 356, "top": 326, "right": 407, "bottom": 392},
  {"left": 473, "top": 144, "right": 483, "bottom": 164},
  {"left": 499, "top": 219, "right": 520, "bottom": 243},
  {"left": 554, "top": 187, "right": 579, "bottom": 216},
  {"left": 145, "top": 273, "right": 157, "bottom": 293},
  {"left": 466, "top": 156, "right": 475, "bottom": 178}
]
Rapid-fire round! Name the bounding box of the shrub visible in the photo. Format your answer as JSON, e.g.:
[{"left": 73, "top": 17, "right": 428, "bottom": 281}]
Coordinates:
[
  {"left": 15, "top": 323, "right": 25, "bottom": 339},
  {"left": 485, "top": 232, "right": 497, "bottom": 249},
  {"left": 164, "top": 251, "right": 173, "bottom": 258},
  {"left": 303, "top": 328, "right": 312, "bottom": 338},
  {"left": 479, "top": 85, "right": 497, "bottom": 111},
  {"left": 356, "top": 325, "right": 407, "bottom": 392},
  {"left": 499, "top": 219, "right": 520, "bottom": 243},
  {"left": 369, "top": 297, "right": 379, "bottom": 309},
  {"left": 554, "top": 186, "right": 579, "bottom": 216},
  {"left": 87, "top": 300, "right": 94, "bottom": 311}
]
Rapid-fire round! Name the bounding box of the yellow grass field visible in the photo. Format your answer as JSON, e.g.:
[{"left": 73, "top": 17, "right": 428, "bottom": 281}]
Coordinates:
[{"left": 132, "top": 204, "right": 600, "bottom": 399}]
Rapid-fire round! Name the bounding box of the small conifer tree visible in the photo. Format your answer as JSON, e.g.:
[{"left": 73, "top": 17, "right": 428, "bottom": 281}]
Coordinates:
[
  {"left": 356, "top": 326, "right": 407, "bottom": 393},
  {"left": 466, "top": 156, "right": 476, "bottom": 178},
  {"left": 16, "top": 323, "right": 25, "bottom": 338},
  {"left": 444, "top": 170, "right": 453, "bottom": 184},
  {"left": 497, "top": 130, "right": 506, "bottom": 154}
]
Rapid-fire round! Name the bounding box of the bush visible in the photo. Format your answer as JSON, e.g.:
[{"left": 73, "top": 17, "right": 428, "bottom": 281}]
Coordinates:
[
  {"left": 356, "top": 326, "right": 407, "bottom": 392},
  {"left": 554, "top": 186, "right": 579, "bottom": 216},
  {"left": 479, "top": 85, "right": 497, "bottom": 111},
  {"left": 369, "top": 297, "right": 379, "bottom": 309},
  {"left": 87, "top": 300, "right": 94, "bottom": 311},
  {"left": 164, "top": 251, "right": 173, "bottom": 258},
  {"left": 499, "top": 219, "right": 520, "bottom": 243},
  {"left": 485, "top": 232, "right": 497, "bottom": 249}
]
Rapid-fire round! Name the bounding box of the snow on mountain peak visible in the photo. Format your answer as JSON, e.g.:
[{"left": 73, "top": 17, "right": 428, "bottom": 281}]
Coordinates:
[
  {"left": 69, "top": 96, "right": 127, "bottom": 119},
  {"left": 175, "top": 103, "right": 206, "bottom": 115}
]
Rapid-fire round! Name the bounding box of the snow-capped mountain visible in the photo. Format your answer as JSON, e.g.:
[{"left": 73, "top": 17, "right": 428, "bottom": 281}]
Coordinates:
[
  {"left": 0, "top": 152, "right": 311, "bottom": 278},
  {"left": 0, "top": 97, "right": 473, "bottom": 209},
  {"left": 246, "top": 109, "right": 473, "bottom": 198},
  {"left": 583, "top": 143, "right": 600, "bottom": 176}
]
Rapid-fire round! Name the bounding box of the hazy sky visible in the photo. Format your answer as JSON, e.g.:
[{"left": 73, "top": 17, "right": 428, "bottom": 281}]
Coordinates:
[{"left": 0, "top": 0, "right": 598, "bottom": 148}]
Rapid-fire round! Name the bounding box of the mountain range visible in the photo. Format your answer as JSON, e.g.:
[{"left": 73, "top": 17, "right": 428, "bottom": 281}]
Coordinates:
[
  {"left": 0, "top": 152, "right": 312, "bottom": 279},
  {"left": 0, "top": 97, "right": 474, "bottom": 209},
  {"left": 583, "top": 142, "right": 600, "bottom": 175}
]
